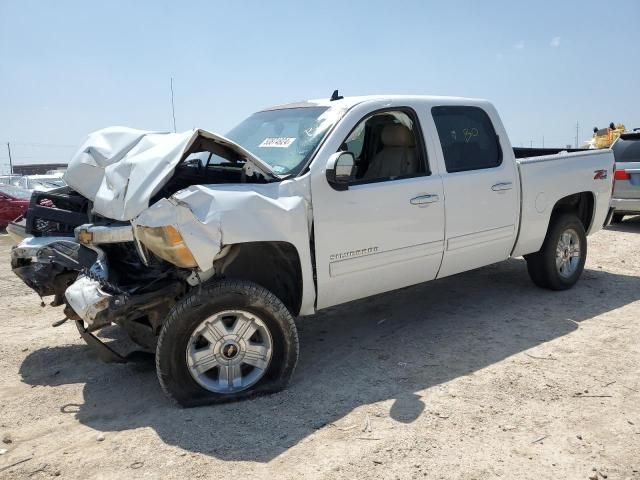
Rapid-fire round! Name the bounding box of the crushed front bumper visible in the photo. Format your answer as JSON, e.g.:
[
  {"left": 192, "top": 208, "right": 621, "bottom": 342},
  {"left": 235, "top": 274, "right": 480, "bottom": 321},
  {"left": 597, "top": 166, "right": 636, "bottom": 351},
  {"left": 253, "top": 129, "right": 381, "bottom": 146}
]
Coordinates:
[
  {"left": 11, "top": 235, "right": 184, "bottom": 360},
  {"left": 11, "top": 236, "right": 99, "bottom": 301},
  {"left": 11, "top": 236, "right": 119, "bottom": 327}
]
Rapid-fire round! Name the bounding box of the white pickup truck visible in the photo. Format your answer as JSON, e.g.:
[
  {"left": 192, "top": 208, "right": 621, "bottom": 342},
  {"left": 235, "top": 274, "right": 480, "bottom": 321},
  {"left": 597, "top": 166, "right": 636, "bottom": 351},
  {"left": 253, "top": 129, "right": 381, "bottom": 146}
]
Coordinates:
[{"left": 11, "top": 94, "right": 614, "bottom": 406}]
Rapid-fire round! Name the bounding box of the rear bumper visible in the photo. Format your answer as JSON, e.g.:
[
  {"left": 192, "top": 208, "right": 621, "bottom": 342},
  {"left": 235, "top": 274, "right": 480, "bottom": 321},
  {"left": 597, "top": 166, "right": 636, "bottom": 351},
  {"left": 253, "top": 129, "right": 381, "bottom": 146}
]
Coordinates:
[{"left": 611, "top": 197, "right": 640, "bottom": 214}]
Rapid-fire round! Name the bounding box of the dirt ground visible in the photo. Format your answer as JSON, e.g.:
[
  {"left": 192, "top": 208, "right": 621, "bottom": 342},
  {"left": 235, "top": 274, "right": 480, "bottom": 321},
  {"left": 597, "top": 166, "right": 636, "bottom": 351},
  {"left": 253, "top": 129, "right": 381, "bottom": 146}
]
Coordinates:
[{"left": 0, "top": 219, "right": 639, "bottom": 480}]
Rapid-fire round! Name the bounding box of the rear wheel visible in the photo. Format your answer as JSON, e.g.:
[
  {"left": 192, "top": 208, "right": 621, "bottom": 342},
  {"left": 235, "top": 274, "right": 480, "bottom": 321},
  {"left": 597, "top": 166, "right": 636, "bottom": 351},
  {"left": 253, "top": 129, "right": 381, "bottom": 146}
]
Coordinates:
[
  {"left": 611, "top": 213, "right": 625, "bottom": 223},
  {"left": 525, "top": 214, "right": 587, "bottom": 290},
  {"left": 156, "top": 280, "right": 299, "bottom": 407}
]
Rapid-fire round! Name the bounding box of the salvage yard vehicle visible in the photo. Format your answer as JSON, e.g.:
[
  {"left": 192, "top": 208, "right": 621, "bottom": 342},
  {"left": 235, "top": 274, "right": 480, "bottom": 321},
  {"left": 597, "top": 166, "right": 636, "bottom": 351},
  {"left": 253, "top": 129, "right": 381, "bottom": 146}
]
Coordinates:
[
  {"left": 15, "top": 174, "right": 67, "bottom": 192},
  {"left": 11, "top": 94, "right": 615, "bottom": 406},
  {"left": 0, "top": 175, "right": 24, "bottom": 187},
  {"left": 610, "top": 130, "right": 640, "bottom": 223},
  {"left": 0, "top": 184, "right": 31, "bottom": 229}
]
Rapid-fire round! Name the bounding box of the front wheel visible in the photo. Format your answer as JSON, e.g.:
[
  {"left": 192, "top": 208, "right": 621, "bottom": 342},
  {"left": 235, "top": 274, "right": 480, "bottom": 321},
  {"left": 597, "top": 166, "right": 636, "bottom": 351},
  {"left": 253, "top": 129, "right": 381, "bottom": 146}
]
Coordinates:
[
  {"left": 156, "top": 280, "right": 299, "bottom": 407},
  {"left": 525, "top": 214, "right": 587, "bottom": 290}
]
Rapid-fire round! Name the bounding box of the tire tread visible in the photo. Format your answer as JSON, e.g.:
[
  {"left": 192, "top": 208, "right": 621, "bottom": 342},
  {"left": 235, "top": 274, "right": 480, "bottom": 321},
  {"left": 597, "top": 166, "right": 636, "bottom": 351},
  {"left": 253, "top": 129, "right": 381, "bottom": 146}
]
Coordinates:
[
  {"left": 156, "top": 279, "right": 299, "bottom": 407},
  {"left": 525, "top": 213, "right": 587, "bottom": 291}
]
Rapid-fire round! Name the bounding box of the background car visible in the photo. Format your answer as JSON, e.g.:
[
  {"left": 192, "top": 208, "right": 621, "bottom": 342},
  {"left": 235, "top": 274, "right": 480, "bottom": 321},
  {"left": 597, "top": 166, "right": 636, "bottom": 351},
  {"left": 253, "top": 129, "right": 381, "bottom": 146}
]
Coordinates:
[
  {"left": 0, "top": 174, "right": 24, "bottom": 187},
  {"left": 0, "top": 184, "right": 31, "bottom": 228},
  {"left": 611, "top": 131, "right": 640, "bottom": 222},
  {"left": 14, "top": 174, "right": 66, "bottom": 192}
]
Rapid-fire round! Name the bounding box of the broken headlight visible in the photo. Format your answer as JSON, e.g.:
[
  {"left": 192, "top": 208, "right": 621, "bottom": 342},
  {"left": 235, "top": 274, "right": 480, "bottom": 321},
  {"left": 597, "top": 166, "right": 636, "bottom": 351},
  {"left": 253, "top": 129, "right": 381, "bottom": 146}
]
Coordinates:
[{"left": 135, "top": 225, "right": 197, "bottom": 268}]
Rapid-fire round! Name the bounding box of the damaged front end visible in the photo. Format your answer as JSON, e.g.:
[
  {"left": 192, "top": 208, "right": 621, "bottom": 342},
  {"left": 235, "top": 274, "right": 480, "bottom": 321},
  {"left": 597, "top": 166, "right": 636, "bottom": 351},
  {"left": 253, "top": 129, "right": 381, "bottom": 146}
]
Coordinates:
[
  {"left": 11, "top": 124, "right": 314, "bottom": 367},
  {"left": 12, "top": 222, "right": 189, "bottom": 361},
  {"left": 10, "top": 127, "right": 274, "bottom": 361}
]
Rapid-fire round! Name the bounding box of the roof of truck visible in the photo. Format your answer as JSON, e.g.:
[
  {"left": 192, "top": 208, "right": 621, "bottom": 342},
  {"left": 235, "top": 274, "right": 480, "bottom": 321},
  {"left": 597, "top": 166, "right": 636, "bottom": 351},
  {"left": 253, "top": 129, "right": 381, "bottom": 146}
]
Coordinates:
[{"left": 262, "top": 94, "right": 490, "bottom": 111}]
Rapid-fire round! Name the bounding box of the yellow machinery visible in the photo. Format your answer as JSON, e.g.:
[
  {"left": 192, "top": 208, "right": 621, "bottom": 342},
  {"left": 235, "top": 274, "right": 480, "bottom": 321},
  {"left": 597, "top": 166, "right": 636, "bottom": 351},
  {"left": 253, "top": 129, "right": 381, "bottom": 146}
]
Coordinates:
[{"left": 592, "top": 122, "right": 626, "bottom": 149}]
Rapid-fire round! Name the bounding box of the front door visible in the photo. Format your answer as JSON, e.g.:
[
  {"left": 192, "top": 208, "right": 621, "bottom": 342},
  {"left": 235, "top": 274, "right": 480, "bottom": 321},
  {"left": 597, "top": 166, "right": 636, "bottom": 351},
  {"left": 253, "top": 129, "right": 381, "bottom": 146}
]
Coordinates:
[{"left": 311, "top": 108, "right": 445, "bottom": 309}]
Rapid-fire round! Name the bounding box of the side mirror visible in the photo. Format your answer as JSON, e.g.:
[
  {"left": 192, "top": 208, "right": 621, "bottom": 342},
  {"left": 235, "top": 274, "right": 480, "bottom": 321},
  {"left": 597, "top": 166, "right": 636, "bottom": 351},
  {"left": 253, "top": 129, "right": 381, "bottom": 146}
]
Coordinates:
[{"left": 326, "top": 152, "right": 355, "bottom": 191}]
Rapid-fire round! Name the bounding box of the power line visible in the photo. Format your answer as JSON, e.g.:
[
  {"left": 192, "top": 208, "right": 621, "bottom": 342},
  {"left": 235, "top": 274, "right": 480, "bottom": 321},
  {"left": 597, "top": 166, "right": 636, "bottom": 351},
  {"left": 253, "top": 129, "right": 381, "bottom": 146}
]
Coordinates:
[
  {"left": 6, "top": 142, "right": 76, "bottom": 148},
  {"left": 0, "top": 155, "right": 72, "bottom": 160}
]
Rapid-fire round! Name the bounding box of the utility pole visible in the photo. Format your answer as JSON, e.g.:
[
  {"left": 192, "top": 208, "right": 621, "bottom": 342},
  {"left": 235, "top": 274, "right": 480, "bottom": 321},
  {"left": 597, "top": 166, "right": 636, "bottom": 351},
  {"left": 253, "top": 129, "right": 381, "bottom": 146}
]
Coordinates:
[
  {"left": 170, "top": 77, "right": 177, "bottom": 133},
  {"left": 6, "top": 142, "right": 12, "bottom": 174},
  {"left": 575, "top": 121, "right": 579, "bottom": 148}
]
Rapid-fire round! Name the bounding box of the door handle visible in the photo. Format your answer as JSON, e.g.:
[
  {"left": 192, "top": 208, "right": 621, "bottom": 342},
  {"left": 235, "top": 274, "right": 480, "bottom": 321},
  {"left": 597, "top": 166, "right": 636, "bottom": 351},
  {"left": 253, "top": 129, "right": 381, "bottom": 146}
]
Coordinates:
[
  {"left": 491, "top": 182, "right": 513, "bottom": 192},
  {"left": 410, "top": 194, "right": 440, "bottom": 205}
]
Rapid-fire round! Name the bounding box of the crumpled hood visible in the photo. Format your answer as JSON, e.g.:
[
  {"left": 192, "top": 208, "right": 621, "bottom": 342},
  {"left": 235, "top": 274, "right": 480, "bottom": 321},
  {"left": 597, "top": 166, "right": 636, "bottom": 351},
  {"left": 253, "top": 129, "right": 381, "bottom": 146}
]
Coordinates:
[{"left": 64, "top": 126, "right": 275, "bottom": 221}]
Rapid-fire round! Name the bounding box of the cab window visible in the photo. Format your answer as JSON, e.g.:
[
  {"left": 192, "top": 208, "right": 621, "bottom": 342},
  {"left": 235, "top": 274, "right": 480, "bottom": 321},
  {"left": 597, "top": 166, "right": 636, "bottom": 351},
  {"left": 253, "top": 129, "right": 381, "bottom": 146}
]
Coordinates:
[
  {"left": 340, "top": 109, "right": 428, "bottom": 183},
  {"left": 431, "top": 106, "right": 502, "bottom": 173}
]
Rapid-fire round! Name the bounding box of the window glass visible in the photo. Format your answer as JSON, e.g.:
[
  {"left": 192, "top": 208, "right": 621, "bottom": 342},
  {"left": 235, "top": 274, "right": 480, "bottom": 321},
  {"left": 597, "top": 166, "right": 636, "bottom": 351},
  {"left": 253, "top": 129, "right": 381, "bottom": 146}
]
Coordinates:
[
  {"left": 340, "top": 110, "right": 426, "bottom": 183},
  {"left": 612, "top": 135, "right": 640, "bottom": 162},
  {"left": 189, "top": 107, "right": 343, "bottom": 176},
  {"left": 432, "top": 106, "right": 501, "bottom": 172},
  {"left": 0, "top": 184, "right": 32, "bottom": 199},
  {"left": 227, "top": 107, "right": 341, "bottom": 175}
]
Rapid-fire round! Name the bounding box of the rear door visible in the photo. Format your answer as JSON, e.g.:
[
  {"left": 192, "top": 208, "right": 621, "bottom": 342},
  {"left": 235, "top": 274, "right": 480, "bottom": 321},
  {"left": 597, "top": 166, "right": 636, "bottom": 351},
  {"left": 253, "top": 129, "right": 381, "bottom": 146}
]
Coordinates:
[{"left": 430, "top": 105, "right": 519, "bottom": 278}]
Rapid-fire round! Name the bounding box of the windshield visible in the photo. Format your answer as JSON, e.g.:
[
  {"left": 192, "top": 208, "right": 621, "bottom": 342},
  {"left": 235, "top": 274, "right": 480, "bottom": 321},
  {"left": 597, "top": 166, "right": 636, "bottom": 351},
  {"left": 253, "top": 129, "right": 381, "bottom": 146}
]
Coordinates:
[
  {"left": 0, "top": 184, "right": 32, "bottom": 199},
  {"left": 225, "top": 106, "right": 341, "bottom": 175}
]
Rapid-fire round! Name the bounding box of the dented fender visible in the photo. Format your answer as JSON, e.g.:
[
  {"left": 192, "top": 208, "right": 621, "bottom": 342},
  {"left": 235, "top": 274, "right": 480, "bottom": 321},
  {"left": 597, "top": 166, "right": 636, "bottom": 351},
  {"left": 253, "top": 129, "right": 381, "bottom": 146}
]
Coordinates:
[{"left": 133, "top": 178, "right": 317, "bottom": 315}]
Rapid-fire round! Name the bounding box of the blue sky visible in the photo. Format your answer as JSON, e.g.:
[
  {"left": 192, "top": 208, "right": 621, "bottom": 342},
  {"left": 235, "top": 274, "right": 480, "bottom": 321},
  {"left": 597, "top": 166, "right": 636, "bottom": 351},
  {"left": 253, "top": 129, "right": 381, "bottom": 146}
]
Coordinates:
[{"left": 1, "top": 0, "right": 639, "bottom": 170}]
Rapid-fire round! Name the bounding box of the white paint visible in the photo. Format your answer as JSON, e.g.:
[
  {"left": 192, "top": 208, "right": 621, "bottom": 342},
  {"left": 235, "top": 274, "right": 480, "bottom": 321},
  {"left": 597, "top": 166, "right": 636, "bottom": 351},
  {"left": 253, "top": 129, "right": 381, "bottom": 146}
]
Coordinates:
[
  {"left": 511, "top": 148, "right": 613, "bottom": 257},
  {"left": 54, "top": 94, "right": 615, "bottom": 317},
  {"left": 64, "top": 127, "right": 275, "bottom": 221},
  {"left": 535, "top": 192, "right": 547, "bottom": 213}
]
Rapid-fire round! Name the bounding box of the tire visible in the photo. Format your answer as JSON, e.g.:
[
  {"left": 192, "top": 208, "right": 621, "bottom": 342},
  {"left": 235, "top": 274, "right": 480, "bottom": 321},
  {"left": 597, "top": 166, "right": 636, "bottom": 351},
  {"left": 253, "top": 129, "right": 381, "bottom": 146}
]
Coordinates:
[
  {"left": 611, "top": 213, "right": 625, "bottom": 223},
  {"left": 156, "top": 279, "right": 299, "bottom": 407},
  {"left": 525, "top": 213, "right": 587, "bottom": 291}
]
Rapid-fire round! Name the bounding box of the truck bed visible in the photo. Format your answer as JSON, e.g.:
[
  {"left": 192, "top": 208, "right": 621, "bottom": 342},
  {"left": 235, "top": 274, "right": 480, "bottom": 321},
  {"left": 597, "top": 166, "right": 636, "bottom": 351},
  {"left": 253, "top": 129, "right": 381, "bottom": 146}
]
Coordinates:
[
  {"left": 512, "top": 148, "right": 614, "bottom": 257},
  {"left": 513, "top": 147, "right": 588, "bottom": 158}
]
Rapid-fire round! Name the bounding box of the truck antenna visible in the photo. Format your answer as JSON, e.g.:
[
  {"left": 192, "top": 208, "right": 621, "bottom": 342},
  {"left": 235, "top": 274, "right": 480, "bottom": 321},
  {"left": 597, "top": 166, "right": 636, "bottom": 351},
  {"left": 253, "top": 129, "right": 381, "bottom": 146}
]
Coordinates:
[
  {"left": 330, "top": 89, "right": 343, "bottom": 101},
  {"left": 170, "top": 77, "right": 177, "bottom": 133}
]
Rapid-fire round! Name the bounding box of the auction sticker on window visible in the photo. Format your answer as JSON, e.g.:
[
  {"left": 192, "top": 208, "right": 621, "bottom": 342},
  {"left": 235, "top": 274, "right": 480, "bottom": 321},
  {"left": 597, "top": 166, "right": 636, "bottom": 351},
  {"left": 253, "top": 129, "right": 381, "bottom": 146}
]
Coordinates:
[{"left": 259, "top": 137, "right": 296, "bottom": 148}]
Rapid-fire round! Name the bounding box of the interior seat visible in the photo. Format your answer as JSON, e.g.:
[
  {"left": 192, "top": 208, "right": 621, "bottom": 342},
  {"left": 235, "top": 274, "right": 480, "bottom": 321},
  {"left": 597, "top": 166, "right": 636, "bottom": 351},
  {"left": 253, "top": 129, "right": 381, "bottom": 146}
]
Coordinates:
[{"left": 364, "top": 124, "right": 418, "bottom": 180}]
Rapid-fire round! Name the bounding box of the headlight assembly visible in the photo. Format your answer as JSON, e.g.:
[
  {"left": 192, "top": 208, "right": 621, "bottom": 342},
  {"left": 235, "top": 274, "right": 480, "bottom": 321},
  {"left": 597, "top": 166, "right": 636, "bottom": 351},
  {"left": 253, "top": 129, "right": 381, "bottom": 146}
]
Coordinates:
[{"left": 135, "top": 225, "right": 197, "bottom": 268}]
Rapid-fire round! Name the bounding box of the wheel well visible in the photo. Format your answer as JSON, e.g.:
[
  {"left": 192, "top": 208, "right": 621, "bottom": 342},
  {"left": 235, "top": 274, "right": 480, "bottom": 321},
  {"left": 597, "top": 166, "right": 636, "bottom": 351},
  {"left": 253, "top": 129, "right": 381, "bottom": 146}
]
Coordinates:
[
  {"left": 213, "top": 242, "right": 303, "bottom": 315},
  {"left": 550, "top": 192, "right": 595, "bottom": 232}
]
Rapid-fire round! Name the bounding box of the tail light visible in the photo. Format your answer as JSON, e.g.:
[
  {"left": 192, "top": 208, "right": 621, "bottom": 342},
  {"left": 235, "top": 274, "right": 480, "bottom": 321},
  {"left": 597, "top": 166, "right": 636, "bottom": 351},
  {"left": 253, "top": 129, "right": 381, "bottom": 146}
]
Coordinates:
[{"left": 614, "top": 169, "right": 630, "bottom": 181}]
